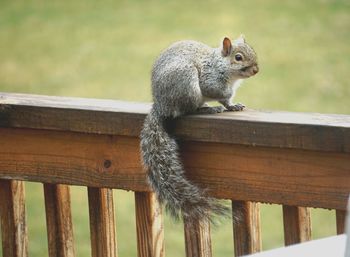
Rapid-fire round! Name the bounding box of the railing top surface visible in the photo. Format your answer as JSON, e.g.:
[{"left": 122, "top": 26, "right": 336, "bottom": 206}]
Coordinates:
[{"left": 1, "top": 92, "right": 350, "bottom": 153}]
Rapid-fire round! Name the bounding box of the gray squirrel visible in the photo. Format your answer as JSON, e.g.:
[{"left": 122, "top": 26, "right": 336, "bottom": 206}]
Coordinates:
[{"left": 140, "top": 35, "right": 258, "bottom": 223}]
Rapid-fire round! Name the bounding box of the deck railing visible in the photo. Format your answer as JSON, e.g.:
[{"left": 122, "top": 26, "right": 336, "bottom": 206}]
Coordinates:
[{"left": 0, "top": 92, "right": 349, "bottom": 257}]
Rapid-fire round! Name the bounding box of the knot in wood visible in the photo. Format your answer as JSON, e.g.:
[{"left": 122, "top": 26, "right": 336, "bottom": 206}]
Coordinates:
[{"left": 103, "top": 159, "right": 112, "bottom": 169}]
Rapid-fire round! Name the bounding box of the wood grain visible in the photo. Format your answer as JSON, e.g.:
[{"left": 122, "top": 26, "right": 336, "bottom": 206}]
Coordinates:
[
  {"left": 135, "top": 192, "right": 164, "bottom": 257},
  {"left": 181, "top": 140, "right": 350, "bottom": 210},
  {"left": 0, "top": 179, "right": 28, "bottom": 257},
  {"left": 0, "top": 128, "right": 350, "bottom": 210},
  {"left": 184, "top": 218, "right": 212, "bottom": 257},
  {"left": 232, "top": 201, "right": 261, "bottom": 256},
  {"left": 44, "top": 184, "right": 75, "bottom": 257},
  {"left": 282, "top": 205, "right": 311, "bottom": 246},
  {"left": 336, "top": 210, "right": 346, "bottom": 235},
  {"left": 1, "top": 92, "right": 349, "bottom": 153},
  {"left": 0, "top": 128, "right": 147, "bottom": 192},
  {"left": 88, "top": 187, "right": 117, "bottom": 257},
  {"left": 0, "top": 92, "right": 349, "bottom": 256}
]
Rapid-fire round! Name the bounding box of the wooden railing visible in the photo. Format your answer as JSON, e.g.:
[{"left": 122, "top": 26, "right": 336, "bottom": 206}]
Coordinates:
[{"left": 0, "top": 92, "right": 349, "bottom": 257}]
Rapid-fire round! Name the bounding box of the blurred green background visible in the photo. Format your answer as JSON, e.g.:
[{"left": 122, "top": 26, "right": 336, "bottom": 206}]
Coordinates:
[{"left": 0, "top": 0, "right": 349, "bottom": 256}]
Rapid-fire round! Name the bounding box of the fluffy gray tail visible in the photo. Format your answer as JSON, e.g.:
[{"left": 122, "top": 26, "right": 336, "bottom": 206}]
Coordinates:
[{"left": 140, "top": 107, "right": 229, "bottom": 223}]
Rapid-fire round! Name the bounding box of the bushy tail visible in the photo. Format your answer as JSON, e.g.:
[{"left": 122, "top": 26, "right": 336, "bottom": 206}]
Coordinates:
[{"left": 140, "top": 107, "right": 229, "bottom": 223}]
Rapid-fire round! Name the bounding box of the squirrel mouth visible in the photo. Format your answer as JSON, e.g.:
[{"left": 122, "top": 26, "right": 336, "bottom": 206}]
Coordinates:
[
  {"left": 240, "top": 66, "right": 249, "bottom": 72},
  {"left": 239, "top": 66, "right": 252, "bottom": 78},
  {"left": 240, "top": 65, "right": 259, "bottom": 77}
]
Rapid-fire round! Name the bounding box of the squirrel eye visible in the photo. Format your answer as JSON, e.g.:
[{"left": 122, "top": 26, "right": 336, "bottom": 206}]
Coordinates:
[{"left": 234, "top": 53, "right": 243, "bottom": 62}]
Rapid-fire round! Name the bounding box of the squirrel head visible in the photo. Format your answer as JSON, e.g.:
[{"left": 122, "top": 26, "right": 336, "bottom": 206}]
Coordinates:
[{"left": 221, "top": 35, "right": 259, "bottom": 78}]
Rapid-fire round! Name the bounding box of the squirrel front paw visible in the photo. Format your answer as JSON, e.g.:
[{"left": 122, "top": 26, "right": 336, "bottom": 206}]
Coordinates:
[{"left": 225, "top": 103, "right": 245, "bottom": 112}]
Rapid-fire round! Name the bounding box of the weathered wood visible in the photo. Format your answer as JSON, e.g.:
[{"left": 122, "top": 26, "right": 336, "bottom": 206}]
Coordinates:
[
  {"left": 135, "top": 192, "right": 164, "bottom": 257},
  {"left": 0, "top": 179, "right": 28, "bottom": 257},
  {"left": 282, "top": 205, "right": 311, "bottom": 245},
  {"left": 1, "top": 92, "right": 349, "bottom": 153},
  {"left": 1, "top": 128, "right": 350, "bottom": 210},
  {"left": 336, "top": 210, "right": 346, "bottom": 234},
  {"left": 232, "top": 201, "right": 261, "bottom": 256},
  {"left": 44, "top": 184, "right": 75, "bottom": 257},
  {"left": 184, "top": 218, "right": 212, "bottom": 257},
  {"left": 0, "top": 92, "right": 349, "bottom": 256},
  {"left": 0, "top": 128, "right": 147, "bottom": 192},
  {"left": 88, "top": 187, "right": 117, "bottom": 257},
  {"left": 0, "top": 92, "right": 147, "bottom": 138},
  {"left": 181, "top": 141, "right": 350, "bottom": 210}
]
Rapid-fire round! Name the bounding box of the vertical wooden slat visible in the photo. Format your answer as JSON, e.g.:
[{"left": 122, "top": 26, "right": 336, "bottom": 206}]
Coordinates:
[
  {"left": 44, "top": 183, "right": 75, "bottom": 257},
  {"left": 88, "top": 187, "right": 117, "bottom": 257},
  {"left": 336, "top": 210, "right": 346, "bottom": 234},
  {"left": 0, "top": 179, "right": 28, "bottom": 257},
  {"left": 232, "top": 201, "right": 261, "bottom": 257},
  {"left": 282, "top": 205, "right": 311, "bottom": 246},
  {"left": 184, "top": 218, "right": 212, "bottom": 257},
  {"left": 135, "top": 192, "right": 164, "bottom": 257}
]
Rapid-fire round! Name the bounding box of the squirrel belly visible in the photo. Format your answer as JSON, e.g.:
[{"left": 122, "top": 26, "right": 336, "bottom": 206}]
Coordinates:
[{"left": 140, "top": 107, "right": 229, "bottom": 222}]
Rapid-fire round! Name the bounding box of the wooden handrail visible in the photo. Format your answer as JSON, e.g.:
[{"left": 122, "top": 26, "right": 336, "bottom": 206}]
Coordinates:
[
  {"left": 1, "top": 92, "right": 349, "bottom": 152},
  {"left": 1, "top": 92, "right": 349, "bottom": 209},
  {"left": 0, "top": 92, "right": 350, "bottom": 257}
]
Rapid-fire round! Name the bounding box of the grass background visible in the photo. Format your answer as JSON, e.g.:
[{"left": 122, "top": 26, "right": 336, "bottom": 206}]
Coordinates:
[{"left": 0, "top": 0, "right": 349, "bottom": 256}]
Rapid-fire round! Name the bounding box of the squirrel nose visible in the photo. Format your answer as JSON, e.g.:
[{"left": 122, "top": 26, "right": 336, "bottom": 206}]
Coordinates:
[{"left": 252, "top": 65, "right": 259, "bottom": 74}]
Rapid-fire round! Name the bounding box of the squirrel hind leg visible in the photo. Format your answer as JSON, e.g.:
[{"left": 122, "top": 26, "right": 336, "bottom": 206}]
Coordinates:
[
  {"left": 153, "top": 65, "right": 203, "bottom": 116},
  {"left": 196, "top": 105, "right": 225, "bottom": 114}
]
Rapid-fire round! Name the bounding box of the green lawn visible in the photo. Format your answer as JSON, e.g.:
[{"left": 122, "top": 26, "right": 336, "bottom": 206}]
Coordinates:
[{"left": 0, "top": 0, "right": 349, "bottom": 256}]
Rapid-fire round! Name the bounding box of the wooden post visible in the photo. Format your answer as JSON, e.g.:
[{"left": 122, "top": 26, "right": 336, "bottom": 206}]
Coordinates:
[
  {"left": 282, "top": 205, "right": 311, "bottom": 245},
  {"left": 135, "top": 192, "right": 164, "bottom": 257},
  {"left": 232, "top": 201, "right": 261, "bottom": 257},
  {"left": 336, "top": 210, "right": 346, "bottom": 234},
  {"left": 184, "top": 217, "right": 212, "bottom": 257},
  {"left": 88, "top": 187, "right": 117, "bottom": 257},
  {"left": 0, "top": 179, "right": 28, "bottom": 257},
  {"left": 44, "top": 184, "right": 75, "bottom": 257}
]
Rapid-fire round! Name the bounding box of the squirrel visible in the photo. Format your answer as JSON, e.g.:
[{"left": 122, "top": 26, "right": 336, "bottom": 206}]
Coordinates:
[{"left": 140, "top": 35, "right": 258, "bottom": 224}]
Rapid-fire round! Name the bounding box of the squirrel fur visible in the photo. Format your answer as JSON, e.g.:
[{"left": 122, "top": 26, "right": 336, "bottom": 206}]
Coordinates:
[{"left": 140, "top": 36, "right": 259, "bottom": 223}]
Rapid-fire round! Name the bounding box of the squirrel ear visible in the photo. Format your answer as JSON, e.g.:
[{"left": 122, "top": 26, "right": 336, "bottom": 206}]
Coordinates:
[
  {"left": 222, "top": 37, "right": 232, "bottom": 57},
  {"left": 240, "top": 34, "right": 246, "bottom": 43},
  {"left": 234, "top": 34, "right": 246, "bottom": 45}
]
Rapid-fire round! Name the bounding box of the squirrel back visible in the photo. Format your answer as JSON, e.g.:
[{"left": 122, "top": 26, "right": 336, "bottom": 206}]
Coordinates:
[{"left": 141, "top": 36, "right": 258, "bottom": 224}]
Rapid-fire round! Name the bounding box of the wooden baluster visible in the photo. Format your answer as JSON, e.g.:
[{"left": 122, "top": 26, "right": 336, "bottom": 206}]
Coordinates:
[
  {"left": 0, "top": 179, "right": 28, "bottom": 257},
  {"left": 336, "top": 210, "right": 346, "bottom": 234},
  {"left": 184, "top": 217, "right": 212, "bottom": 257},
  {"left": 232, "top": 201, "right": 261, "bottom": 257},
  {"left": 282, "top": 205, "right": 311, "bottom": 246},
  {"left": 135, "top": 192, "right": 164, "bottom": 257},
  {"left": 88, "top": 187, "right": 117, "bottom": 257},
  {"left": 44, "top": 184, "right": 75, "bottom": 257}
]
